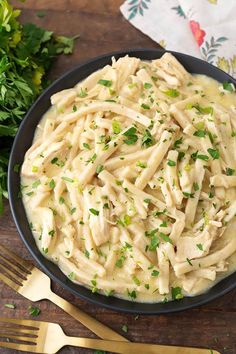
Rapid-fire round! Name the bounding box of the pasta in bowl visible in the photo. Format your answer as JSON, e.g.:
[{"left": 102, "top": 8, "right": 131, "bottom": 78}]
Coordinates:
[{"left": 20, "top": 52, "right": 236, "bottom": 304}]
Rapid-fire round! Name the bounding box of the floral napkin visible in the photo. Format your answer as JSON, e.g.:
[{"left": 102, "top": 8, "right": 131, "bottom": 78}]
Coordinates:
[{"left": 120, "top": 0, "right": 236, "bottom": 78}]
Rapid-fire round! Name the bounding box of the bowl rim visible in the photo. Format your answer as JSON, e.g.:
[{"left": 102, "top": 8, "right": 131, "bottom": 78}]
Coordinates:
[{"left": 8, "top": 48, "right": 236, "bottom": 314}]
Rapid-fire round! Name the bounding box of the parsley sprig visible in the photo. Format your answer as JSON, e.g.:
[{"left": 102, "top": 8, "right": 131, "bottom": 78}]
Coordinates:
[{"left": 0, "top": 0, "right": 78, "bottom": 215}]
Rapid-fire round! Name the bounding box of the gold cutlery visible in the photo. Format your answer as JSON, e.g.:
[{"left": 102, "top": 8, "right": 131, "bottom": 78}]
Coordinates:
[
  {"left": 0, "top": 317, "right": 220, "bottom": 354},
  {"left": 0, "top": 244, "right": 126, "bottom": 341}
]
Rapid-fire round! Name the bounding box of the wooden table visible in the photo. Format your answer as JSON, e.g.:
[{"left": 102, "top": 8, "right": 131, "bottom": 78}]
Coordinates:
[{"left": 1, "top": 1, "right": 235, "bottom": 353}]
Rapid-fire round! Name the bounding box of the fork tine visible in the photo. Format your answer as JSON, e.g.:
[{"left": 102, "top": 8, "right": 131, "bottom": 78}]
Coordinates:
[
  {"left": 0, "top": 272, "right": 20, "bottom": 292},
  {"left": 0, "top": 341, "right": 37, "bottom": 353},
  {"left": 0, "top": 262, "right": 24, "bottom": 284},
  {"left": 0, "top": 334, "right": 37, "bottom": 344},
  {"left": 0, "top": 245, "right": 33, "bottom": 272},
  {"left": 0, "top": 326, "right": 39, "bottom": 336},
  {"left": 0, "top": 317, "right": 40, "bottom": 329},
  {"left": 0, "top": 254, "right": 29, "bottom": 276}
]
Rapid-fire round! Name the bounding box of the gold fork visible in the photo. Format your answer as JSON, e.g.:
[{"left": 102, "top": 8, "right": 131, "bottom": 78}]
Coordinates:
[
  {"left": 0, "top": 317, "right": 220, "bottom": 354},
  {"left": 0, "top": 244, "right": 126, "bottom": 341}
]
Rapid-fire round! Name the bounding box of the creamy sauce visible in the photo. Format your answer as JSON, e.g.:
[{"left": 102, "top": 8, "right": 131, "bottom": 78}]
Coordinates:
[{"left": 21, "top": 55, "right": 236, "bottom": 303}]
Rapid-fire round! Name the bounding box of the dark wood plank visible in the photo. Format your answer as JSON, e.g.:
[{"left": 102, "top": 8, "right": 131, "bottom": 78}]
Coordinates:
[{"left": 0, "top": 1, "right": 236, "bottom": 353}]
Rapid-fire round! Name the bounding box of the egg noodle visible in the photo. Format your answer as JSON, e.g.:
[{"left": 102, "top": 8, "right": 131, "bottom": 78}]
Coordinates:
[{"left": 21, "top": 53, "right": 236, "bottom": 303}]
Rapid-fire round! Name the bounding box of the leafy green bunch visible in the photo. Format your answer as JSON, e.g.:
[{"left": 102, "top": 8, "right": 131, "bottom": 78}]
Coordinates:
[{"left": 0, "top": 0, "right": 78, "bottom": 214}]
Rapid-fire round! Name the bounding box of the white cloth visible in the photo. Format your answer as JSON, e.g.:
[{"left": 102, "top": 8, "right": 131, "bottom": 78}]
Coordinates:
[{"left": 120, "top": 0, "right": 236, "bottom": 78}]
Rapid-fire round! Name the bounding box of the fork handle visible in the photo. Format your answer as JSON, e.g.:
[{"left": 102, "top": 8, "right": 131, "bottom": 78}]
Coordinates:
[
  {"left": 48, "top": 291, "right": 128, "bottom": 341},
  {"left": 65, "top": 337, "right": 220, "bottom": 354}
]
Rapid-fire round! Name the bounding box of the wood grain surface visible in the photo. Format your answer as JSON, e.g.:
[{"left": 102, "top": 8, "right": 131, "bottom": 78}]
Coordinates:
[{"left": 0, "top": 1, "right": 235, "bottom": 353}]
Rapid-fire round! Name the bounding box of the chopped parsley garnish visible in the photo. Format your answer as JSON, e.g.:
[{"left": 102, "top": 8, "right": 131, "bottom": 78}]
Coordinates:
[
  {"left": 141, "top": 129, "right": 154, "bottom": 148},
  {"left": 86, "top": 153, "right": 97, "bottom": 164},
  {"left": 59, "top": 196, "right": 65, "bottom": 204},
  {"left": 159, "top": 232, "right": 173, "bottom": 244},
  {"left": 68, "top": 272, "right": 76, "bottom": 280},
  {"left": 167, "top": 159, "right": 176, "bottom": 167},
  {"left": 89, "top": 208, "right": 99, "bottom": 216},
  {"left": 164, "top": 89, "right": 179, "bottom": 97},
  {"left": 160, "top": 221, "right": 167, "bottom": 227},
  {"left": 226, "top": 167, "right": 235, "bottom": 176},
  {"left": 49, "top": 179, "right": 55, "bottom": 189},
  {"left": 121, "top": 324, "right": 128, "bottom": 333},
  {"left": 72, "top": 105, "right": 77, "bottom": 112},
  {"left": 83, "top": 143, "right": 91, "bottom": 150},
  {"left": 187, "top": 103, "right": 213, "bottom": 115},
  {"left": 186, "top": 258, "right": 193, "bottom": 266},
  {"left": 96, "top": 164, "right": 104, "bottom": 174},
  {"left": 78, "top": 88, "right": 88, "bottom": 97},
  {"left": 136, "top": 161, "right": 147, "bottom": 168},
  {"left": 84, "top": 249, "right": 90, "bottom": 258},
  {"left": 141, "top": 103, "right": 150, "bottom": 110},
  {"left": 61, "top": 176, "right": 74, "bottom": 183},
  {"left": 124, "top": 214, "right": 131, "bottom": 226},
  {"left": 144, "top": 82, "right": 152, "bottom": 89},
  {"left": 173, "top": 138, "right": 183, "bottom": 149},
  {"left": 32, "top": 166, "right": 38, "bottom": 173},
  {"left": 112, "top": 120, "right": 121, "bottom": 134},
  {"left": 183, "top": 192, "right": 194, "bottom": 198},
  {"left": 103, "top": 203, "right": 109, "bottom": 209},
  {"left": 191, "top": 151, "right": 209, "bottom": 161},
  {"left": 28, "top": 306, "right": 41, "bottom": 317},
  {"left": 127, "top": 289, "right": 137, "bottom": 300},
  {"left": 171, "top": 286, "right": 183, "bottom": 300},
  {"left": 123, "top": 127, "right": 138, "bottom": 145},
  {"left": 70, "top": 207, "right": 76, "bottom": 215},
  {"left": 116, "top": 254, "right": 126, "bottom": 268},
  {"left": 132, "top": 275, "right": 141, "bottom": 286},
  {"left": 32, "top": 180, "right": 41, "bottom": 188},
  {"left": 196, "top": 243, "right": 203, "bottom": 251},
  {"left": 151, "top": 76, "right": 158, "bottom": 82},
  {"left": 48, "top": 229, "right": 55, "bottom": 237},
  {"left": 178, "top": 151, "right": 185, "bottom": 161},
  {"left": 193, "top": 130, "right": 207, "bottom": 137},
  {"left": 222, "top": 82, "right": 235, "bottom": 92},
  {"left": 151, "top": 270, "right": 159, "bottom": 277},
  {"left": 207, "top": 148, "right": 220, "bottom": 160},
  {"left": 4, "top": 303, "right": 15, "bottom": 309},
  {"left": 193, "top": 182, "right": 199, "bottom": 191},
  {"left": 97, "top": 79, "right": 112, "bottom": 87}
]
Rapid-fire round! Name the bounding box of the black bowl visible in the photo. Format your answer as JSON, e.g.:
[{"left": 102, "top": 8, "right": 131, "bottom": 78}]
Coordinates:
[{"left": 8, "top": 48, "right": 236, "bottom": 314}]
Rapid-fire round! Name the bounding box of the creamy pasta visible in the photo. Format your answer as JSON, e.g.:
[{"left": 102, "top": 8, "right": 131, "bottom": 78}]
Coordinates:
[{"left": 21, "top": 53, "right": 236, "bottom": 303}]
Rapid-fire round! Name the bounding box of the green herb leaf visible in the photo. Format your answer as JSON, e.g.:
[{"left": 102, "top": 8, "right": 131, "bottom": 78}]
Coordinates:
[
  {"left": 225, "top": 167, "right": 235, "bottom": 176},
  {"left": 4, "top": 303, "right": 15, "bottom": 309},
  {"left": 207, "top": 148, "right": 220, "bottom": 160},
  {"left": 112, "top": 120, "right": 121, "bottom": 134},
  {"left": 141, "top": 103, "right": 150, "bottom": 110},
  {"left": 28, "top": 306, "right": 41, "bottom": 317},
  {"left": 171, "top": 287, "right": 183, "bottom": 300},
  {"left": 123, "top": 127, "right": 138, "bottom": 145},
  {"left": 97, "top": 79, "right": 112, "bottom": 87},
  {"left": 196, "top": 243, "right": 203, "bottom": 251},
  {"left": 141, "top": 129, "right": 154, "bottom": 148},
  {"left": 167, "top": 159, "right": 176, "bottom": 167},
  {"left": 222, "top": 82, "right": 235, "bottom": 92},
  {"left": 159, "top": 232, "right": 173, "bottom": 244},
  {"left": 193, "top": 130, "right": 207, "bottom": 137},
  {"left": 164, "top": 89, "right": 179, "bottom": 97},
  {"left": 89, "top": 208, "right": 99, "bottom": 216},
  {"left": 144, "top": 82, "right": 152, "bottom": 89}
]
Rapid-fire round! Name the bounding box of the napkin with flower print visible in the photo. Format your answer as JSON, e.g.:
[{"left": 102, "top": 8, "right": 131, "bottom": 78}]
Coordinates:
[{"left": 120, "top": 0, "right": 236, "bottom": 78}]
